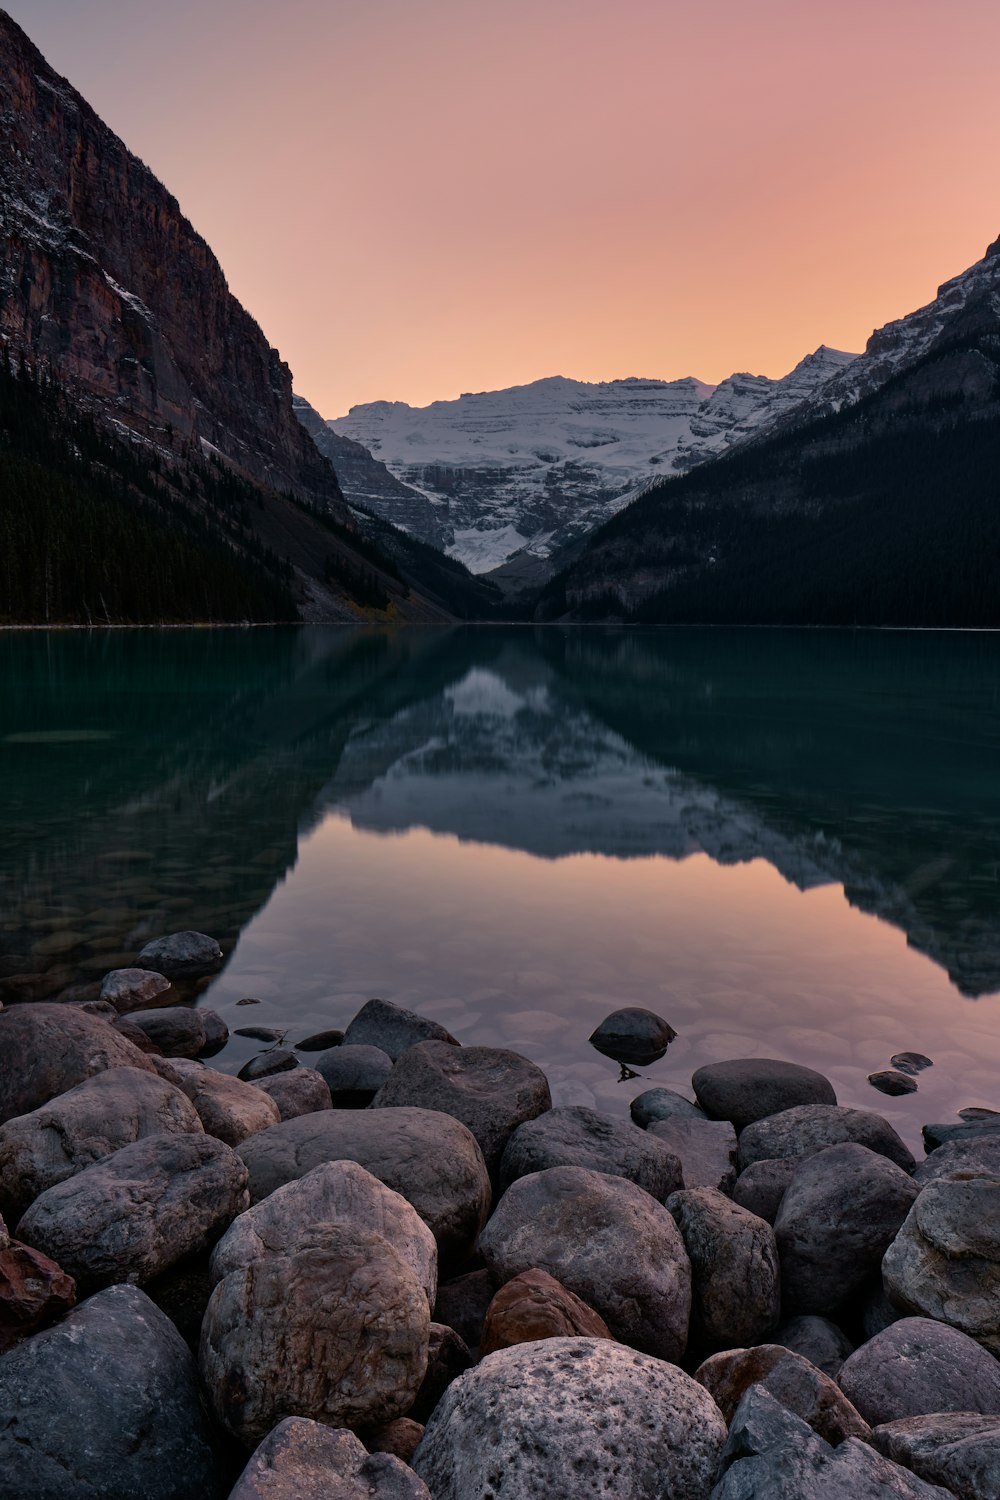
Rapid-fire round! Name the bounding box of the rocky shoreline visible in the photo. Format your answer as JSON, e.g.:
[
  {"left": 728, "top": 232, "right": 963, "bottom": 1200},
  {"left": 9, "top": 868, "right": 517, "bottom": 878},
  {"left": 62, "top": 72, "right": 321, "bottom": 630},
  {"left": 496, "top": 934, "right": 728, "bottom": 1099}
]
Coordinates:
[{"left": 0, "top": 933, "right": 998, "bottom": 1498}]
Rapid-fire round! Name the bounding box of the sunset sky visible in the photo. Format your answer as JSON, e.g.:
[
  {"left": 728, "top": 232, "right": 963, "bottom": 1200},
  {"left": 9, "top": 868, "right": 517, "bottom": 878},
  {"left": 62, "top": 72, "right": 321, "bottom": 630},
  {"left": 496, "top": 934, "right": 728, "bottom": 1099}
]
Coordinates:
[{"left": 8, "top": 0, "right": 1000, "bottom": 416}]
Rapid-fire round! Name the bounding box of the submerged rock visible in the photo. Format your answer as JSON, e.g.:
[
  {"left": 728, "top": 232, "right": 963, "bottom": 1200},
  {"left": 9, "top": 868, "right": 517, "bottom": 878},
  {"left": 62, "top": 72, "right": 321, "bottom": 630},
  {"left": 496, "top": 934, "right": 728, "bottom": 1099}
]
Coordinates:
[
  {"left": 413, "top": 1337, "right": 727, "bottom": 1500},
  {"left": 588, "top": 1006, "right": 677, "bottom": 1065},
  {"left": 692, "top": 1057, "right": 836, "bottom": 1131},
  {"left": 891, "top": 1053, "right": 933, "bottom": 1076},
  {"left": 499, "top": 1104, "right": 681, "bottom": 1200},
  {"left": 100, "top": 967, "right": 173, "bottom": 1012},
  {"left": 343, "top": 998, "right": 458, "bottom": 1061}
]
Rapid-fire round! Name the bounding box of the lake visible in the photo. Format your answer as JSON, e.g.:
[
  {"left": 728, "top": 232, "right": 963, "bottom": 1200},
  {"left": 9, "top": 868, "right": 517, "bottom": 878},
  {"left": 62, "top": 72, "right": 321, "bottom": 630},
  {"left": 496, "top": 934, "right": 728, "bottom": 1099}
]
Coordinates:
[{"left": 2, "top": 624, "right": 1000, "bottom": 1150}]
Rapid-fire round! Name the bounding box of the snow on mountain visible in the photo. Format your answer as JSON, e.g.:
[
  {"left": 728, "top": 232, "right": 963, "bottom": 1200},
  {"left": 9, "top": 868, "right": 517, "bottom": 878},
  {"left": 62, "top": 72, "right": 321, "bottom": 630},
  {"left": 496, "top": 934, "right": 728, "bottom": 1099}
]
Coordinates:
[{"left": 321, "top": 350, "right": 856, "bottom": 576}]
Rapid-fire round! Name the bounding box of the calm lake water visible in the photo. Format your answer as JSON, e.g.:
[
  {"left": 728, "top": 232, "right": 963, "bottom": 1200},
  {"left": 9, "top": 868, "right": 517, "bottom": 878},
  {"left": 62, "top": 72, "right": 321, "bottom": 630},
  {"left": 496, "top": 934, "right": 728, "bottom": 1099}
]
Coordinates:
[{"left": 3, "top": 625, "right": 1000, "bottom": 1150}]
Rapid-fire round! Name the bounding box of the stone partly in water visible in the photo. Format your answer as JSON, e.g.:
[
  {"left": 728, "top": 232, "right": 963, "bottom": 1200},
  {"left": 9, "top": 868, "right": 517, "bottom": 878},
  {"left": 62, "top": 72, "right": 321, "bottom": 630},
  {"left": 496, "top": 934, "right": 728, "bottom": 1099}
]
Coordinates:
[
  {"left": 413, "top": 1336, "right": 728, "bottom": 1500},
  {"left": 0, "top": 1284, "right": 227, "bottom": 1499},
  {"left": 238, "top": 1048, "right": 300, "bottom": 1082},
  {"left": 872, "top": 1412, "right": 1000, "bottom": 1500},
  {"left": 737, "top": 1103, "right": 915, "bottom": 1174},
  {"left": 16, "top": 1132, "right": 249, "bottom": 1292},
  {"left": 695, "top": 1343, "right": 871, "bottom": 1446},
  {"left": 692, "top": 1057, "right": 837, "bottom": 1132},
  {"left": 891, "top": 1053, "right": 934, "bottom": 1076},
  {"left": 295, "top": 1027, "right": 345, "bottom": 1052},
  {"left": 479, "top": 1269, "right": 613, "bottom": 1358},
  {"left": 869, "top": 1070, "right": 919, "bottom": 1097},
  {"left": 343, "top": 998, "right": 459, "bottom": 1062},
  {"left": 251, "top": 1066, "right": 332, "bottom": 1120},
  {"left": 479, "top": 1164, "right": 691, "bottom": 1362},
  {"left": 629, "top": 1086, "right": 705, "bottom": 1127},
  {"left": 0, "top": 1065, "right": 203, "bottom": 1221},
  {"left": 154, "top": 1057, "right": 281, "bottom": 1146},
  {"left": 125, "top": 1006, "right": 228, "bottom": 1060},
  {"left": 649, "top": 1116, "right": 738, "bottom": 1193},
  {"left": 135, "top": 931, "right": 223, "bottom": 980},
  {"left": 229, "top": 1418, "right": 432, "bottom": 1500},
  {"left": 837, "top": 1316, "right": 1000, "bottom": 1427},
  {"left": 373, "top": 1042, "right": 552, "bottom": 1175},
  {"left": 201, "top": 1224, "right": 431, "bottom": 1445},
  {"left": 0, "top": 1002, "right": 154, "bottom": 1125},
  {"left": 315, "top": 1043, "right": 394, "bottom": 1108},
  {"left": 99, "top": 967, "right": 173, "bottom": 1012},
  {"left": 774, "top": 1143, "right": 920, "bottom": 1315},
  {"left": 667, "top": 1187, "right": 781, "bottom": 1353},
  {"left": 0, "top": 1237, "right": 76, "bottom": 1354},
  {"left": 883, "top": 1177, "right": 1000, "bottom": 1353},
  {"left": 588, "top": 1006, "right": 678, "bottom": 1066},
  {"left": 498, "top": 1105, "right": 681, "bottom": 1201},
  {"left": 237, "top": 1107, "right": 491, "bottom": 1266},
  {"left": 923, "top": 1118, "right": 1000, "bottom": 1152}
]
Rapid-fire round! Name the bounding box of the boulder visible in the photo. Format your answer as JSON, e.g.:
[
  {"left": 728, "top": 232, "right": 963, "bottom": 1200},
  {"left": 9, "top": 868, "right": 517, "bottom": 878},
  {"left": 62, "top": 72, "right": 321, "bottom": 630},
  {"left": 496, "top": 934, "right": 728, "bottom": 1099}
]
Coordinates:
[
  {"left": 498, "top": 1105, "right": 680, "bottom": 1200},
  {"left": 296, "top": 1027, "right": 345, "bottom": 1052},
  {"left": 135, "top": 930, "right": 223, "bottom": 979},
  {"left": 737, "top": 1103, "right": 915, "bottom": 1173},
  {"left": 343, "top": 998, "right": 458, "bottom": 1061},
  {"left": 732, "top": 1157, "right": 800, "bottom": 1223},
  {"left": 694, "top": 1343, "right": 871, "bottom": 1445},
  {"left": 883, "top": 1177, "right": 1000, "bottom": 1352},
  {"left": 773, "top": 1314, "right": 854, "bottom": 1377},
  {"left": 100, "top": 967, "right": 173, "bottom": 1012},
  {"left": 373, "top": 1043, "right": 551, "bottom": 1173},
  {"left": 0, "top": 1002, "right": 154, "bottom": 1124},
  {"left": 409, "top": 1323, "right": 474, "bottom": 1424},
  {"left": 0, "top": 1284, "right": 226, "bottom": 1498},
  {"left": 237, "top": 1107, "right": 490, "bottom": 1266},
  {"left": 209, "top": 1160, "right": 437, "bottom": 1309},
  {"left": 0, "top": 1065, "right": 203, "bottom": 1220},
  {"left": 649, "top": 1116, "right": 737, "bottom": 1193},
  {"left": 124, "top": 1005, "right": 228, "bottom": 1059},
  {"left": 692, "top": 1057, "right": 836, "bottom": 1131},
  {"left": 17, "top": 1133, "right": 249, "bottom": 1291},
  {"left": 479, "top": 1268, "right": 612, "bottom": 1357},
  {"left": 838, "top": 1316, "right": 1000, "bottom": 1426},
  {"left": 201, "top": 1225, "right": 431, "bottom": 1444},
  {"left": 923, "top": 1119, "right": 1000, "bottom": 1152},
  {"left": 433, "top": 1268, "right": 493, "bottom": 1356},
  {"left": 316, "top": 1043, "right": 394, "bottom": 1107},
  {"left": 229, "top": 1418, "right": 431, "bottom": 1499},
  {"left": 252, "top": 1067, "right": 332, "bottom": 1119},
  {"left": 238, "top": 1048, "right": 299, "bottom": 1082},
  {"left": 630, "top": 1086, "right": 705, "bottom": 1127},
  {"left": 155, "top": 1057, "right": 281, "bottom": 1146},
  {"left": 363, "top": 1420, "right": 426, "bottom": 1466},
  {"left": 479, "top": 1164, "right": 691, "bottom": 1361},
  {"left": 872, "top": 1413, "right": 1000, "bottom": 1500},
  {"left": 774, "top": 1143, "right": 919, "bottom": 1315},
  {"left": 0, "top": 1238, "right": 75, "bottom": 1353},
  {"left": 914, "top": 1134, "right": 1000, "bottom": 1186},
  {"left": 713, "top": 1383, "right": 951, "bottom": 1500},
  {"left": 588, "top": 1006, "right": 677, "bottom": 1065},
  {"left": 412, "top": 1336, "right": 727, "bottom": 1500},
  {"left": 667, "top": 1187, "right": 780, "bottom": 1351}
]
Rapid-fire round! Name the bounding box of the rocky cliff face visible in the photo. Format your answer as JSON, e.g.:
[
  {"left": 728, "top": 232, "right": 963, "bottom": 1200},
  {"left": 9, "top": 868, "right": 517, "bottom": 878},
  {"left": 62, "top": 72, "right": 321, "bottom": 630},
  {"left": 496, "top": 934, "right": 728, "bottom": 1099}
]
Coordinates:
[{"left": 0, "top": 9, "right": 343, "bottom": 512}]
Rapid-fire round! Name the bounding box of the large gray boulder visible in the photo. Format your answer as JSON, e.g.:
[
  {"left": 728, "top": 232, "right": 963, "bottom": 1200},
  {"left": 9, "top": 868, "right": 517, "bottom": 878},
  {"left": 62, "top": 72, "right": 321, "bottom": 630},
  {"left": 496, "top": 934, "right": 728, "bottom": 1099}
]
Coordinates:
[
  {"left": 413, "top": 1336, "right": 727, "bottom": 1500},
  {"left": 479, "top": 1164, "right": 691, "bottom": 1361},
  {"left": 0, "top": 1284, "right": 226, "bottom": 1498},
  {"left": 0, "top": 1065, "right": 202, "bottom": 1220},
  {"left": 713, "top": 1383, "right": 952, "bottom": 1499},
  {"left": 732, "top": 1157, "right": 799, "bottom": 1224},
  {"left": 773, "top": 1314, "right": 854, "bottom": 1377},
  {"left": 154, "top": 1057, "right": 281, "bottom": 1145},
  {"left": 374, "top": 1043, "right": 551, "bottom": 1174},
  {"left": 315, "top": 1044, "right": 393, "bottom": 1106},
  {"left": 738, "top": 1104, "right": 915, "bottom": 1173},
  {"left": 0, "top": 1002, "right": 154, "bottom": 1124},
  {"left": 343, "top": 998, "right": 458, "bottom": 1060},
  {"left": 838, "top": 1316, "right": 1000, "bottom": 1426},
  {"left": 125, "top": 1005, "right": 228, "bottom": 1059},
  {"left": 135, "top": 930, "right": 223, "bottom": 979},
  {"left": 17, "top": 1133, "right": 249, "bottom": 1291},
  {"left": 883, "top": 1177, "right": 1000, "bottom": 1353},
  {"left": 695, "top": 1343, "right": 870, "bottom": 1445},
  {"left": 498, "top": 1105, "right": 681, "bottom": 1200},
  {"left": 667, "top": 1187, "right": 780, "bottom": 1351},
  {"left": 914, "top": 1133, "right": 1000, "bottom": 1185},
  {"left": 237, "top": 1107, "right": 490, "bottom": 1266},
  {"left": 650, "top": 1116, "right": 737, "bottom": 1193},
  {"left": 251, "top": 1067, "right": 333, "bottom": 1119},
  {"left": 229, "top": 1419, "right": 431, "bottom": 1499},
  {"left": 209, "top": 1160, "right": 437, "bottom": 1309},
  {"left": 201, "top": 1225, "right": 431, "bottom": 1444},
  {"left": 774, "top": 1143, "right": 920, "bottom": 1315},
  {"left": 692, "top": 1057, "right": 836, "bottom": 1132},
  {"left": 872, "top": 1413, "right": 1000, "bottom": 1500}
]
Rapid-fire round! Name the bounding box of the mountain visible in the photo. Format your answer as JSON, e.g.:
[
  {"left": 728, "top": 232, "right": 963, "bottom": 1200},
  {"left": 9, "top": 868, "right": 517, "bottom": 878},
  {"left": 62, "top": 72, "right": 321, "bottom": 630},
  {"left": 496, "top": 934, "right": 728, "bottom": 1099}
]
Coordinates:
[
  {"left": 317, "top": 348, "right": 856, "bottom": 579},
  {"left": 0, "top": 10, "right": 464, "bottom": 623},
  {"left": 542, "top": 237, "right": 1000, "bottom": 626}
]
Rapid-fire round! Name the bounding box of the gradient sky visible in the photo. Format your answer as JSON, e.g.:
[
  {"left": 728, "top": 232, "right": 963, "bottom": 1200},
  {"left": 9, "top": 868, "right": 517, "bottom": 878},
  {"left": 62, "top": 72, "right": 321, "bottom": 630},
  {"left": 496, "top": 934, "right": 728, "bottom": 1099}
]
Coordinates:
[{"left": 7, "top": 0, "right": 1000, "bottom": 415}]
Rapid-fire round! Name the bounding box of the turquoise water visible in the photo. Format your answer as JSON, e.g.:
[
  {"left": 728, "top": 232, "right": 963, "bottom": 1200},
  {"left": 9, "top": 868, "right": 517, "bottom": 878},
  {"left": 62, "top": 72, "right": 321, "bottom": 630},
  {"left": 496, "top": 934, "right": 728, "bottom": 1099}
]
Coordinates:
[{"left": 3, "top": 625, "right": 1000, "bottom": 1148}]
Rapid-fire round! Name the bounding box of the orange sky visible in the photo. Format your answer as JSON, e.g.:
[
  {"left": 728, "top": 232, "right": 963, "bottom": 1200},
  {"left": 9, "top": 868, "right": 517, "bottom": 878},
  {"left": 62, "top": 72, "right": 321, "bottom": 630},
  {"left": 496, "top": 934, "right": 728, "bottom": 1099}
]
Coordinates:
[{"left": 8, "top": 0, "right": 1000, "bottom": 415}]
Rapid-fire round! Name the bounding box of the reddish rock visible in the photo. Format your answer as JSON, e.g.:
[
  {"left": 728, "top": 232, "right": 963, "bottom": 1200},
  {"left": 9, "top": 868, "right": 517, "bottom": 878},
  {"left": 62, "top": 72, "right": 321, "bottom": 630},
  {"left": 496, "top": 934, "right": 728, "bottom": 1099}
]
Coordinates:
[
  {"left": 480, "top": 1269, "right": 613, "bottom": 1357},
  {"left": 363, "top": 1419, "right": 425, "bottom": 1464},
  {"left": 695, "top": 1343, "right": 870, "bottom": 1446},
  {"left": 0, "top": 1239, "right": 76, "bottom": 1353}
]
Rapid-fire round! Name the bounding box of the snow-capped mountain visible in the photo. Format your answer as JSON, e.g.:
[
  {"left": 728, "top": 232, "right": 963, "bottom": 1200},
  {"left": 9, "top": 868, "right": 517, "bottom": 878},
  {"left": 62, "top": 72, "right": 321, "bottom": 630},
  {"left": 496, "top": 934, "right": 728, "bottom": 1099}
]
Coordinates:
[{"left": 312, "top": 347, "right": 856, "bottom": 576}]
